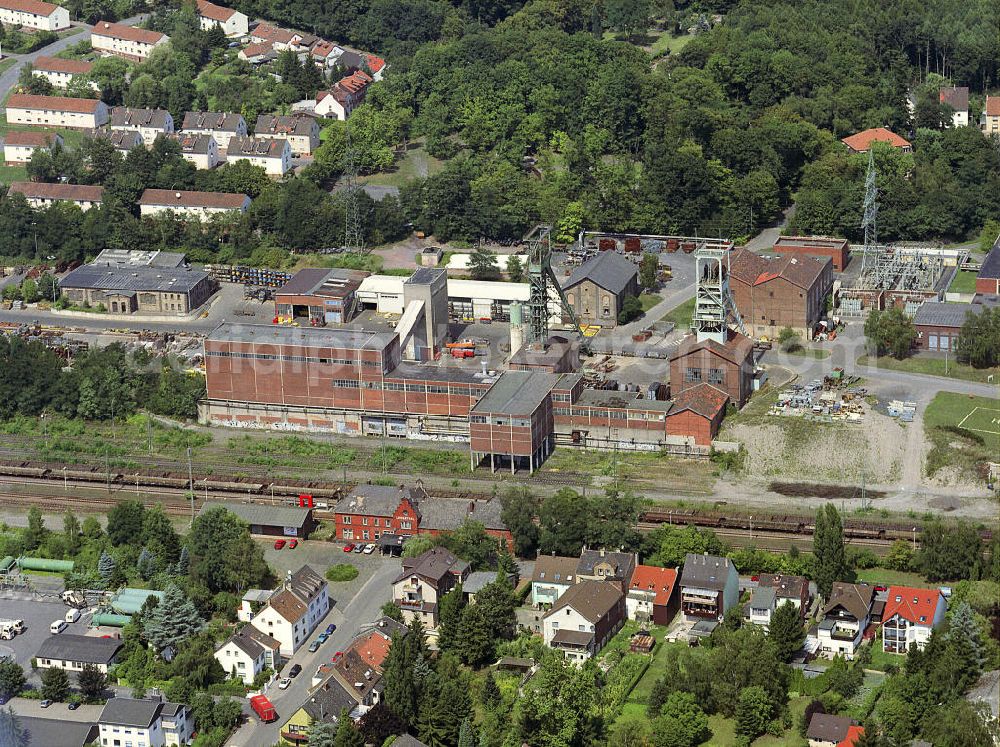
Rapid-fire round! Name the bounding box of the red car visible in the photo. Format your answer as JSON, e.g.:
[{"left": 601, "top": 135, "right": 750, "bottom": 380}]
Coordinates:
[
  {"left": 343, "top": 543, "right": 356, "bottom": 553},
  {"left": 274, "top": 539, "right": 286, "bottom": 550},
  {"left": 288, "top": 539, "right": 298, "bottom": 549}
]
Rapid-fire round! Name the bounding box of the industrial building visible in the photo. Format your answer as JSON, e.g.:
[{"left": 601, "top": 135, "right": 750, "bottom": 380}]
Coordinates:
[
  {"left": 201, "top": 502, "right": 314, "bottom": 537},
  {"left": 59, "top": 262, "right": 216, "bottom": 315},
  {"left": 356, "top": 274, "right": 531, "bottom": 321},
  {"left": 669, "top": 333, "right": 754, "bottom": 409},
  {"left": 274, "top": 268, "right": 369, "bottom": 325},
  {"left": 560, "top": 251, "right": 640, "bottom": 327},
  {"left": 978, "top": 243, "right": 1000, "bottom": 295},
  {"left": 912, "top": 297, "right": 996, "bottom": 351},
  {"left": 728, "top": 247, "right": 834, "bottom": 340},
  {"left": 771, "top": 236, "right": 850, "bottom": 271},
  {"left": 470, "top": 370, "right": 559, "bottom": 473}
]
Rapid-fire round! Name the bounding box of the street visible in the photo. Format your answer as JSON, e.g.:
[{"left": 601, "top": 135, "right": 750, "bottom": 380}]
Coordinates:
[{"left": 225, "top": 557, "right": 401, "bottom": 747}]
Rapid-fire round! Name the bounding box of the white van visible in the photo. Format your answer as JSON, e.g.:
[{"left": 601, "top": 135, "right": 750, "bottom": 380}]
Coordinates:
[
  {"left": 65, "top": 608, "right": 81, "bottom": 624},
  {"left": 49, "top": 620, "right": 67, "bottom": 634}
]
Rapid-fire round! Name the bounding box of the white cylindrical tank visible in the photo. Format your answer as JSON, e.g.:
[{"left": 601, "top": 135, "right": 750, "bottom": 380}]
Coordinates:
[{"left": 509, "top": 302, "right": 525, "bottom": 355}]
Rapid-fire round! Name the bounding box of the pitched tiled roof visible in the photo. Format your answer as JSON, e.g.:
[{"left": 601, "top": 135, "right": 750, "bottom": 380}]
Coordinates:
[
  {"left": 532, "top": 554, "right": 578, "bottom": 585},
  {"left": 288, "top": 565, "right": 326, "bottom": 604},
  {"left": 822, "top": 582, "right": 874, "bottom": 621},
  {"left": 985, "top": 95, "right": 1000, "bottom": 117},
  {"left": 98, "top": 698, "right": 161, "bottom": 728},
  {"left": 240, "top": 41, "right": 273, "bottom": 58},
  {"left": 841, "top": 127, "right": 911, "bottom": 152},
  {"left": 419, "top": 496, "right": 506, "bottom": 532},
  {"left": 670, "top": 331, "right": 755, "bottom": 366},
  {"left": 8, "top": 181, "right": 104, "bottom": 202},
  {"left": 337, "top": 70, "right": 372, "bottom": 95},
  {"left": 757, "top": 573, "right": 809, "bottom": 602},
  {"left": 303, "top": 674, "right": 358, "bottom": 721},
  {"left": 680, "top": 553, "right": 734, "bottom": 591},
  {"left": 913, "top": 301, "right": 980, "bottom": 328},
  {"left": 99, "top": 129, "right": 143, "bottom": 149},
  {"left": 140, "top": 189, "right": 247, "bottom": 210},
  {"left": 225, "top": 624, "right": 280, "bottom": 659},
  {"left": 250, "top": 22, "right": 295, "bottom": 44},
  {"left": 349, "top": 629, "right": 392, "bottom": 671},
  {"left": 394, "top": 546, "right": 468, "bottom": 586},
  {"left": 255, "top": 114, "right": 315, "bottom": 137},
  {"left": 563, "top": 250, "right": 638, "bottom": 295},
  {"left": 365, "top": 54, "right": 385, "bottom": 73},
  {"left": 577, "top": 549, "right": 635, "bottom": 582},
  {"left": 0, "top": 0, "right": 60, "bottom": 16},
  {"left": 266, "top": 588, "right": 308, "bottom": 623},
  {"left": 729, "top": 247, "right": 829, "bottom": 291},
  {"left": 32, "top": 55, "right": 93, "bottom": 75},
  {"left": 311, "top": 40, "right": 339, "bottom": 58},
  {"left": 36, "top": 634, "right": 122, "bottom": 664},
  {"left": 332, "top": 648, "right": 380, "bottom": 701},
  {"left": 544, "top": 579, "right": 622, "bottom": 623},
  {"left": 4, "top": 131, "right": 58, "bottom": 147},
  {"left": 335, "top": 484, "right": 419, "bottom": 517},
  {"left": 171, "top": 133, "right": 216, "bottom": 154},
  {"left": 229, "top": 135, "right": 288, "bottom": 157},
  {"left": 628, "top": 565, "right": 677, "bottom": 607},
  {"left": 7, "top": 93, "right": 103, "bottom": 113},
  {"left": 883, "top": 586, "right": 943, "bottom": 626},
  {"left": 196, "top": 0, "right": 237, "bottom": 22},
  {"left": 91, "top": 21, "right": 166, "bottom": 45},
  {"left": 838, "top": 725, "right": 865, "bottom": 747},
  {"left": 669, "top": 382, "right": 729, "bottom": 420},
  {"left": 807, "top": 713, "right": 853, "bottom": 743},
  {"left": 939, "top": 86, "right": 968, "bottom": 111},
  {"left": 182, "top": 111, "right": 244, "bottom": 132},
  {"left": 111, "top": 106, "right": 171, "bottom": 129}
]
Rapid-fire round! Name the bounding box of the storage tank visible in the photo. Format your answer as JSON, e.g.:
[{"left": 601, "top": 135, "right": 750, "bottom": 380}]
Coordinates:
[
  {"left": 91, "top": 613, "right": 131, "bottom": 627},
  {"left": 509, "top": 302, "right": 525, "bottom": 356},
  {"left": 17, "top": 557, "right": 74, "bottom": 573}
]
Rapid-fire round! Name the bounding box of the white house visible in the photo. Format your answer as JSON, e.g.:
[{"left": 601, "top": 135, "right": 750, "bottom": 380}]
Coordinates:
[
  {"left": 679, "top": 553, "right": 740, "bottom": 621},
  {"left": 91, "top": 21, "right": 169, "bottom": 61},
  {"left": 391, "top": 547, "right": 469, "bottom": 630},
  {"left": 99, "top": 129, "right": 144, "bottom": 154},
  {"left": 31, "top": 56, "right": 96, "bottom": 89},
  {"left": 0, "top": 0, "right": 69, "bottom": 30},
  {"left": 816, "top": 582, "right": 874, "bottom": 660},
  {"left": 171, "top": 133, "right": 220, "bottom": 169},
  {"left": 195, "top": 0, "right": 248, "bottom": 36},
  {"left": 34, "top": 634, "right": 122, "bottom": 673},
  {"left": 530, "top": 554, "right": 577, "bottom": 608},
  {"left": 98, "top": 698, "right": 195, "bottom": 747},
  {"left": 882, "top": 586, "right": 947, "bottom": 654},
  {"left": 110, "top": 106, "right": 174, "bottom": 146},
  {"left": 248, "top": 565, "right": 329, "bottom": 656},
  {"left": 8, "top": 181, "right": 104, "bottom": 210},
  {"left": 4, "top": 131, "right": 61, "bottom": 165},
  {"left": 939, "top": 86, "right": 969, "bottom": 128},
  {"left": 227, "top": 136, "right": 292, "bottom": 176},
  {"left": 310, "top": 39, "right": 343, "bottom": 68},
  {"left": 139, "top": 188, "right": 250, "bottom": 218},
  {"left": 315, "top": 70, "right": 371, "bottom": 121},
  {"left": 214, "top": 625, "right": 281, "bottom": 685},
  {"left": 181, "top": 111, "right": 247, "bottom": 149},
  {"left": 254, "top": 114, "right": 320, "bottom": 155},
  {"left": 6, "top": 93, "right": 109, "bottom": 129},
  {"left": 541, "top": 580, "right": 625, "bottom": 664}
]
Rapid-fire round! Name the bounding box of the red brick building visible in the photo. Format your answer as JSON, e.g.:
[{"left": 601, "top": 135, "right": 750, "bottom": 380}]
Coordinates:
[
  {"left": 332, "top": 483, "right": 513, "bottom": 550},
  {"left": 728, "top": 248, "right": 834, "bottom": 340},
  {"left": 470, "top": 370, "right": 559, "bottom": 473},
  {"left": 669, "top": 333, "right": 755, "bottom": 409},
  {"left": 977, "top": 244, "right": 1000, "bottom": 295},
  {"left": 772, "top": 236, "right": 850, "bottom": 272},
  {"left": 662, "top": 384, "right": 729, "bottom": 444}
]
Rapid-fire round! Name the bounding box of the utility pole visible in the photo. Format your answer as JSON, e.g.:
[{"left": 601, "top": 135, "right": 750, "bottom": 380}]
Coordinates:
[
  {"left": 187, "top": 447, "right": 195, "bottom": 527},
  {"left": 105, "top": 446, "right": 110, "bottom": 492},
  {"left": 147, "top": 414, "right": 152, "bottom": 454}
]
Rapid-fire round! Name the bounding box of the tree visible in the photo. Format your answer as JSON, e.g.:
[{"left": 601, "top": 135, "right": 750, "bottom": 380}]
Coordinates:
[
  {"left": 437, "top": 584, "right": 466, "bottom": 651},
  {"left": 143, "top": 583, "right": 204, "bottom": 651},
  {"left": 639, "top": 253, "right": 659, "bottom": 291},
  {"left": 40, "top": 666, "right": 71, "bottom": 701},
  {"left": 956, "top": 306, "right": 1000, "bottom": 368},
  {"left": 500, "top": 486, "right": 539, "bottom": 557},
  {"left": 381, "top": 601, "right": 404, "bottom": 622},
  {"left": 768, "top": 601, "right": 805, "bottom": 662},
  {"left": 884, "top": 539, "right": 914, "bottom": 571},
  {"left": 539, "top": 488, "right": 590, "bottom": 556},
  {"left": 646, "top": 524, "right": 725, "bottom": 568},
  {"left": 62, "top": 510, "right": 81, "bottom": 556},
  {"left": 417, "top": 664, "right": 472, "bottom": 747},
  {"left": 0, "top": 706, "right": 26, "bottom": 747},
  {"left": 513, "top": 655, "right": 600, "bottom": 746},
  {"left": 918, "top": 520, "right": 982, "bottom": 581},
  {"left": 0, "top": 660, "right": 26, "bottom": 699},
  {"left": 469, "top": 245, "right": 501, "bottom": 281},
  {"left": 605, "top": 0, "right": 651, "bottom": 38},
  {"left": 306, "top": 721, "right": 338, "bottom": 747},
  {"left": 23, "top": 505, "right": 45, "bottom": 551},
  {"left": 174, "top": 546, "right": 190, "bottom": 576},
  {"left": 137, "top": 547, "right": 156, "bottom": 580},
  {"left": 382, "top": 619, "right": 428, "bottom": 728},
  {"left": 107, "top": 499, "right": 145, "bottom": 546},
  {"left": 458, "top": 717, "right": 476, "bottom": 747},
  {"left": 945, "top": 602, "right": 985, "bottom": 693},
  {"left": 481, "top": 669, "right": 501, "bottom": 710},
  {"left": 920, "top": 700, "right": 1000, "bottom": 747},
  {"left": 864, "top": 307, "right": 915, "bottom": 360},
  {"left": 213, "top": 697, "right": 243, "bottom": 730},
  {"left": 813, "top": 504, "right": 848, "bottom": 599},
  {"left": 618, "top": 294, "right": 643, "bottom": 324},
  {"left": 455, "top": 603, "right": 495, "bottom": 667},
  {"left": 98, "top": 551, "right": 117, "bottom": 585},
  {"left": 735, "top": 686, "right": 772, "bottom": 742},
  {"left": 77, "top": 664, "right": 107, "bottom": 701},
  {"left": 187, "top": 506, "right": 269, "bottom": 593},
  {"left": 506, "top": 255, "right": 524, "bottom": 282},
  {"left": 652, "top": 691, "right": 711, "bottom": 747}
]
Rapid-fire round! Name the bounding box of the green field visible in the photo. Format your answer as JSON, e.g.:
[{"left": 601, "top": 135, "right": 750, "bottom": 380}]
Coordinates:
[
  {"left": 661, "top": 296, "right": 695, "bottom": 328},
  {"left": 948, "top": 269, "right": 979, "bottom": 294},
  {"left": 639, "top": 293, "right": 662, "bottom": 312},
  {"left": 856, "top": 354, "right": 1000, "bottom": 384},
  {"left": 924, "top": 391, "right": 1000, "bottom": 430},
  {"left": 923, "top": 391, "right": 999, "bottom": 479},
  {"left": 957, "top": 405, "right": 1000, "bottom": 435},
  {"left": 359, "top": 142, "right": 446, "bottom": 189}
]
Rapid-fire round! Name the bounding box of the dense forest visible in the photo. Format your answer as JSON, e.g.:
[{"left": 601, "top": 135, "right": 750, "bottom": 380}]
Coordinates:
[{"left": 3, "top": 0, "right": 999, "bottom": 261}]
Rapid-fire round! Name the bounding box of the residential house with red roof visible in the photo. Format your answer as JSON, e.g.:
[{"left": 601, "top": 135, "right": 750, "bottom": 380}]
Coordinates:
[
  {"left": 0, "top": 0, "right": 69, "bottom": 30},
  {"left": 195, "top": 0, "right": 248, "bottom": 37},
  {"left": 8, "top": 181, "right": 104, "bottom": 210},
  {"left": 882, "top": 585, "right": 946, "bottom": 653},
  {"left": 841, "top": 127, "right": 912, "bottom": 154},
  {"left": 6, "top": 93, "right": 109, "bottom": 129},
  {"left": 727, "top": 246, "right": 834, "bottom": 340},
  {"left": 31, "top": 56, "right": 95, "bottom": 90},
  {"left": 255, "top": 114, "right": 320, "bottom": 155},
  {"left": 982, "top": 95, "right": 1000, "bottom": 135},
  {"left": 91, "top": 21, "right": 169, "bottom": 61},
  {"left": 807, "top": 713, "right": 862, "bottom": 747},
  {"left": 626, "top": 565, "right": 679, "bottom": 625},
  {"left": 3, "top": 131, "right": 62, "bottom": 165},
  {"left": 315, "top": 70, "right": 372, "bottom": 121},
  {"left": 138, "top": 189, "right": 250, "bottom": 218}
]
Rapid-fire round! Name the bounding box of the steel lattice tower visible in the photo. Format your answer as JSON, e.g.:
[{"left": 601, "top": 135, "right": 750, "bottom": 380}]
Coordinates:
[
  {"left": 693, "top": 241, "right": 747, "bottom": 343},
  {"left": 342, "top": 132, "right": 365, "bottom": 253},
  {"left": 524, "top": 225, "right": 584, "bottom": 347},
  {"left": 860, "top": 149, "right": 880, "bottom": 285}
]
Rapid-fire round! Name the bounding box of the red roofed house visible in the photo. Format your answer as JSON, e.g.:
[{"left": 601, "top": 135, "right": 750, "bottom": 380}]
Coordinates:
[
  {"left": 91, "top": 21, "right": 169, "bottom": 62},
  {"left": 663, "top": 383, "right": 729, "bottom": 446},
  {"left": 727, "top": 246, "right": 834, "bottom": 340},
  {"left": 983, "top": 95, "right": 1000, "bottom": 136},
  {"left": 138, "top": 189, "right": 251, "bottom": 218},
  {"left": 315, "top": 71, "right": 372, "bottom": 121},
  {"left": 882, "top": 585, "right": 946, "bottom": 654},
  {"left": 31, "top": 56, "right": 95, "bottom": 89},
  {"left": 626, "top": 565, "right": 679, "bottom": 625},
  {"left": 365, "top": 54, "right": 386, "bottom": 81},
  {"left": 838, "top": 726, "right": 865, "bottom": 747},
  {"left": 669, "top": 332, "right": 755, "bottom": 408},
  {"left": 195, "top": 0, "right": 248, "bottom": 37},
  {"left": 6, "top": 93, "right": 109, "bottom": 129},
  {"left": 4, "top": 131, "right": 62, "bottom": 165},
  {"left": 249, "top": 22, "right": 297, "bottom": 50},
  {"left": 0, "top": 0, "right": 69, "bottom": 30},
  {"left": 841, "top": 127, "right": 912, "bottom": 154},
  {"left": 310, "top": 39, "right": 344, "bottom": 68}
]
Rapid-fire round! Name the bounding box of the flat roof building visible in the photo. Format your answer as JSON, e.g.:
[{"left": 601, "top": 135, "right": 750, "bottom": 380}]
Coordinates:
[
  {"left": 771, "top": 235, "right": 851, "bottom": 272},
  {"left": 201, "top": 501, "right": 314, "bottom": 538},
  {"left": 275, "top": 267, "right": 370, "bottom": 325},
  {"left": 59, "top": 263, "right": 216, "bottom": 316}
]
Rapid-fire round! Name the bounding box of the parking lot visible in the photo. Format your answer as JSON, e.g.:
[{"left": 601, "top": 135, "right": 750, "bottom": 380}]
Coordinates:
[{"left": 0, "top": 596, "right": 93, "bottom": 671}]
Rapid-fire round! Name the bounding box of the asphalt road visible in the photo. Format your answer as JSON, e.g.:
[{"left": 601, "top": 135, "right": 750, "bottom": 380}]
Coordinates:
[{"left": 225, "top": 557, "right": 401, "bottom": 747}]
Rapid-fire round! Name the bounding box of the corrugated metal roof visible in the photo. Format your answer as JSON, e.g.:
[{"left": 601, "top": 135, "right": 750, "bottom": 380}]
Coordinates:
[
  {"left": 913, "top": 301, "right": 979, "bottom": 328},
  {"left": 471, "top": 370, "right": 559, "bottom": 415},
  {"left": 201, "top": 501, "right": 310, "bottom": 527},
  {"left": 206, "top": 322, "right": 396, "bottom": 351},
  {"left": 562, "top": 251, "right": 638, "bottom": 295},
  {"left": 60, "top": 264, "right": 209, "bottom": 293}
]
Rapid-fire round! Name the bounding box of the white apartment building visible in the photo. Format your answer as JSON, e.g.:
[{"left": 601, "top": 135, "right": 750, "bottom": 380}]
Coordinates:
[
  {"left": 7, "top": 181, "right": 105, "bottom": 210},
  {"left": 110, "top": 107, "right": 174, "bottom": 146},
  {"left": 138, "top": 189, "right": 250, "bottom": 218},
  {"left": 31, "top": 56, "right": 96, "bottom": 89},
  {"left": 98, "top": 698, "right": 195, "bottom": 747},
  {"left": 195, "top": 0, "right": 248, "bottom": 36},
  {"left": 4, "top": 131, "right": 61, "bottom": 165},
  {"left": 91, "top": 21, "right": 169, "bottom": 61},
  {"left": 0, "top": 0, "right": 69, "bottom": 31},
  {"left": 214, "top": 625, "right": 281, "bottom": 685},
  {"left": 227, "top": 136, "right": 292, "bottom": 176},
  {"left": 6, "top": 93, "right": 109, "bottom": 129},
  {"left": 248, "top": 566, "right": 329, "bottom": 656}
]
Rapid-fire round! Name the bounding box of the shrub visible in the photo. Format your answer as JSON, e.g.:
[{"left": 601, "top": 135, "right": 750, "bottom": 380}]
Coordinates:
[{"left": 325, "top": 564, "right": 359, "bottom": 582}]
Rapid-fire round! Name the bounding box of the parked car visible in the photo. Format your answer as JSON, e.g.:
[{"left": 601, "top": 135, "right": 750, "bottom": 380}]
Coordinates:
[
  {"left": 342, "top": 543, "right": 356, "bottom": 553},
  {"left": 40, "top": 700, "right": 52, "bottom": 708},
  {"left": 68, "top": 702, "right": 80, "bottom": 710},
  {"left": 288, "top": 663, "right": 302, "bottom": 678},
  {"left": 363, "top": 543, "right": 376, "bottom": 554},
  {"left": 288, "top": 539, "right": 298, "bottom": 549},
  {"left": 353, "top": 544, "right": 364, "bottom": 553},
  {"left": 325, "top": 624, "right": 336, "bottom": 635},
  {"left": 308, "top": 641, "right": 321, "bottom": 653},
  {"left": 278, "top": 678, "right": 292, "bottom": 690},
  {"left": 273, "top": 539, "right": 286, "bottom": 550},
  {"left": 317, "top": 633, "right": 329, "bottom": 644}
]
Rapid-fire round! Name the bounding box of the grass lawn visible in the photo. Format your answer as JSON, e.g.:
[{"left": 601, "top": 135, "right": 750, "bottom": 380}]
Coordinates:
[
  {"left": 854, "top": 568, "right": 935, "bottom": 587},
  {"left": 948, "top": 269, "right": 979, "bottom": 294},
  {"left": 639, "top": 293, "right": 662, "bottom": 313},
  {"left": 866, "top": 643, "right": 906, "bottom": 673},
  {"left": 359, "top": 142, "right": 445, "bottom": 189},
  {"left": 856, "top": 354, "right": 1000, "bottom": 384},
  {"left": 786, "top": 346, "right": 831, "bottom": 360},
  {"left": 539, "top": 447, "right": 715, "bottom": 494},
  {"left": 924, "top": 391, "right": 1000, "bottom": 431},
  {"left": 649, "top": 31, "right": 693, "bottom": 56},
  {"left": 703, "top": 697, "right": 810, "bottom": 746},
  {"left": 0, "top": 57, "right": 18, "bottom": 75},
  {"left": 0, "top": 164, "right": 28, "bottom": 183},
  {"left": 922, "top": 391, "right": 998, "bottom": 479},
  {"left": 661, "top": 296, "right": 695, "bottom": 328}
]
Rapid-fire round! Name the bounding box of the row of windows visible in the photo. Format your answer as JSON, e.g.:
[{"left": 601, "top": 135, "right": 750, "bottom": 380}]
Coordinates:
[
  {"left": 472, "top": 416, "right": 531, "bottom": 427},
  {"left": 684, "top": 367, "right": 725, "bottom": 385},
  {"left": 553, "top": 406, "right": 667, "bottom": 421},
  {"left": 207, "top": 350, "right": 384, "bottom": 366}
]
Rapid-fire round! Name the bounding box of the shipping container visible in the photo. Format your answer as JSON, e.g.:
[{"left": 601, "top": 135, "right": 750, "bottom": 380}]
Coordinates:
[
  {"left": 623, "top": 238, "right": 641, "bottom": 253},
  {"left": 598, "top": 239, "right": 617, "bottom": 252}
]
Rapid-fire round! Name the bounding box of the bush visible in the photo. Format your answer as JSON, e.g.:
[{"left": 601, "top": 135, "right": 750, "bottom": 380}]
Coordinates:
[{"left": 325, "top": 564, "right": 359, "bottom": 582}]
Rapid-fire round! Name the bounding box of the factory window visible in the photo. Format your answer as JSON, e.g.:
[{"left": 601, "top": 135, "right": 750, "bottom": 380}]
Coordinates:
[
  {"left": 405, "top": 384, "right": 425, "bottom": 393},
  {"left": 511, "top": 419, "right": 529, "bottom": 427},
  {"left": 684, "top": 368, "right": 702, "bottom": 382},
  {"left": 554, "top": 407, "right": 571, "bottom": 416},
  {"left": 385, "top": 382, "right": 405, "bottom": 391},
  {"left": 494, "top": 418, "right": 507, "bottom": 426},
  {"left": 363, "top": 381, "right": 383, "bottom": 389},
  {"left": 470, "top": 415, "right": 487, "bottom": 423},
  {"left": 427, "top": 385, "right": 449, "bottom": 393},
  {"left": 449, "top": 385, "right": 468, "bottom": 395},
  {"left": 333, "top": 379, "right": 360, "bottom": 388},
  {"left": 552, "top": 392, "right": 571, "bottom": 402},
  {"left": 610, "top": 410, "right": 626, "bottom": 419},
  {"left": 708, "top": 368, "right": 724, "bottom": 385}
]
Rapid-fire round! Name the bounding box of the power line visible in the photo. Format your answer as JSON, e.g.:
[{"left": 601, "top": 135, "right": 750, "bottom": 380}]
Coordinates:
[{"left": 342, "top": 129, "right": 365, "bottom": 253}]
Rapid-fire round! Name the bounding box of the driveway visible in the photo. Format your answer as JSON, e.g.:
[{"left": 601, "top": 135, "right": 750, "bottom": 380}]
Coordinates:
[{"left": 225, "top": 557, "right": 400, "bottom": 747}]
